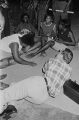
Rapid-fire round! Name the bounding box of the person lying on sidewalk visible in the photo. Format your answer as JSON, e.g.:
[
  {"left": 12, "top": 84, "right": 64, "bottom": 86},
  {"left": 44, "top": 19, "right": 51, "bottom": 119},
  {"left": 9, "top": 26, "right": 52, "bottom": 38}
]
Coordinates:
[{"left": 0, "top": 48, "right": 72, "bottom": 114}]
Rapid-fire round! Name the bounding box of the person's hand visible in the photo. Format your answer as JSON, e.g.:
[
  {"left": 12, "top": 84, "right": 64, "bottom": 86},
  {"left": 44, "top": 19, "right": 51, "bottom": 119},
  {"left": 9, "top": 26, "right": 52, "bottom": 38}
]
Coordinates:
[
  {"left": 48, "top": 37, "right": 53, "bottom": 42},
  {"left": 26, "top": 53, "right": 35, "bottom": 58},
  {"left": 20, "top": 29, "right": 30, "bottom": 36},
  {"left": 29, "top": 62, "right": 37, "bottom": 66},
  {"left": 1, "top": 3, "right": 8, "bottom": 8}
]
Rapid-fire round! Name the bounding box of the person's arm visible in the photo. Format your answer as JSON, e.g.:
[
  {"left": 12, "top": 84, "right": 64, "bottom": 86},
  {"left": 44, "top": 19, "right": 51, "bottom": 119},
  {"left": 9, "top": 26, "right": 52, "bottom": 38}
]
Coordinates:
[
  {"left": 65, "top": 68, "right": 72, "bottom": 81},
  {"left": 38, "top": 22, "right": 44, "bottom": 37},
  {"left": 57, "top": 31, "right": 76, "bottom": 46},
  {"left": 42, "top": 58, "right": 54, "bottom": 74},
  {"left": 30, "top": 23, "right": 38, "bottom": 36},
  {"left": 53, "top": 24, "right": 57, "bottom": 34},
  {"left": 56, "top": 33, "right": 76, "bottom": 46},
  {"left": 9, "top": 42, "right": 37, "bottom": 66},
  {"left": 68, "top": 31, "right": 76, "bottom": 45},
  {"left": 51, "top": 24, "right": 57, "bottom": 40},
  {"left": 15, "top": 24, "right": 22, "bottom": 33}
]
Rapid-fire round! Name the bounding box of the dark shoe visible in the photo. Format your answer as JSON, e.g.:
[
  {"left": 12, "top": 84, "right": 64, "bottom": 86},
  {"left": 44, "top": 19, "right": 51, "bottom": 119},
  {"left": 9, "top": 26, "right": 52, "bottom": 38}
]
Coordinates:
[{"left": 1, "top": 105, "right": 17, "bottom": 119}]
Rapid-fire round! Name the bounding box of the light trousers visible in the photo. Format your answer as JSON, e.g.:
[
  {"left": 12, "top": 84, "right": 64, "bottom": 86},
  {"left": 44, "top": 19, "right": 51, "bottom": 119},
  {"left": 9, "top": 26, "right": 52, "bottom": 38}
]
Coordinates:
[{"left": 2, "top": 76, "right": 49, "bottom": 106}]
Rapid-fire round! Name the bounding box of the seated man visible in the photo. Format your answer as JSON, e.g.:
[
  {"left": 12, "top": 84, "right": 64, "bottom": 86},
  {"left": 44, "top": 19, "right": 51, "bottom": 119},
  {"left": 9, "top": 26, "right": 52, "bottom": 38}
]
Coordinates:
[
  {"left": 57, "top": 19, "right": 76, "bottom": 46},
  {"left": 0, "top": 32, "right": 37, "bottom": 79},
  {"left": 0, "top": 48, "right": 72, "bottom": 114}
]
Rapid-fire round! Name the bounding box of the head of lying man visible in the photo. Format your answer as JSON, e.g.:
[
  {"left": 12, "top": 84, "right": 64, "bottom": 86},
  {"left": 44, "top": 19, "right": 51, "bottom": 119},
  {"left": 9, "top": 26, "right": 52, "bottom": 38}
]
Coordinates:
[
  {"left": 19, "top": 32, "right": 35, "bottom": 52},
  {"left": 57, "top": 48, "right": 73, "bottom": 64}
]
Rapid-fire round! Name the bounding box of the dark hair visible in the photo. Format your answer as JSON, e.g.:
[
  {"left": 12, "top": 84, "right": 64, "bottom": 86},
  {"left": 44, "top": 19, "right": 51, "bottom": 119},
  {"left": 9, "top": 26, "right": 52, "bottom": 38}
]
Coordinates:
[
  {"left": 44, "top": 11, "right": 55, "bottom": 22},
  {"left": 62, "top": 48, "right": 73, "bottom": 64},
  {"left": 60, "top": 19, "right": 71, "bottom": 29},
  {"left": 20, "top": 32, "right": 35, "bottom": 47},
  {"left": 21, "top": 13, "right": 29, "bottom": 23}
]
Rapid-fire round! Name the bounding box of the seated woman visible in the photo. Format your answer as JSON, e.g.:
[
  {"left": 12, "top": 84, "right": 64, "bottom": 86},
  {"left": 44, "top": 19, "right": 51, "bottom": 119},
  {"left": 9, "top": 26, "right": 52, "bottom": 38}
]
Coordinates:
[
  {"left": 57, "top": 19, "right": 76, "bottom": 46},
  {"left": 0, "top": 32, "right": 37, "bottom": 70},
  {"left": 16, "top": 13, "right": 38, "bottom": 36},
  {"left": 38, "top": 11, "right": 57, "bottom": 55}
]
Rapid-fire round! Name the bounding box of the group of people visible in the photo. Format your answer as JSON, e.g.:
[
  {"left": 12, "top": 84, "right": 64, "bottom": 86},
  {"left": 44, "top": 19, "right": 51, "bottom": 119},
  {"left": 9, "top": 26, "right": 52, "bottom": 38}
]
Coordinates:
[
  {"left": 0, "top": 47, "right": 73, "bottom": 114},
  {"left": 0, "top": 5, "right": 77, "bottom": 115}
]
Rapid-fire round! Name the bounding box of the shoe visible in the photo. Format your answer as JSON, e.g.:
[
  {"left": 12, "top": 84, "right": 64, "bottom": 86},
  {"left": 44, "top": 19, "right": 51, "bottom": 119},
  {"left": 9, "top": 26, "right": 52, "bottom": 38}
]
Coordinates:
[{"left": 1, "top": 105, "right": 17, "bottom": 119}]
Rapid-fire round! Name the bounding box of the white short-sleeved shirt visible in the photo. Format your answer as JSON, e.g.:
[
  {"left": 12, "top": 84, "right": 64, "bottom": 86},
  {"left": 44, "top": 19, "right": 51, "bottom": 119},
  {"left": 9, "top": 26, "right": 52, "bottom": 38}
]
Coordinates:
[{"left": 0, "top": 34, "right": 22, "bottom": 53}]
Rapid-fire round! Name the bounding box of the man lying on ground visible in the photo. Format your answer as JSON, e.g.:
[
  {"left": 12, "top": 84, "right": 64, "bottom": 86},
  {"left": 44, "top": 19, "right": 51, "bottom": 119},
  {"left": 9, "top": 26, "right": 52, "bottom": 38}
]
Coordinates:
[{"left": 0, "top": 48, "right": 72, "bottom": 114}]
